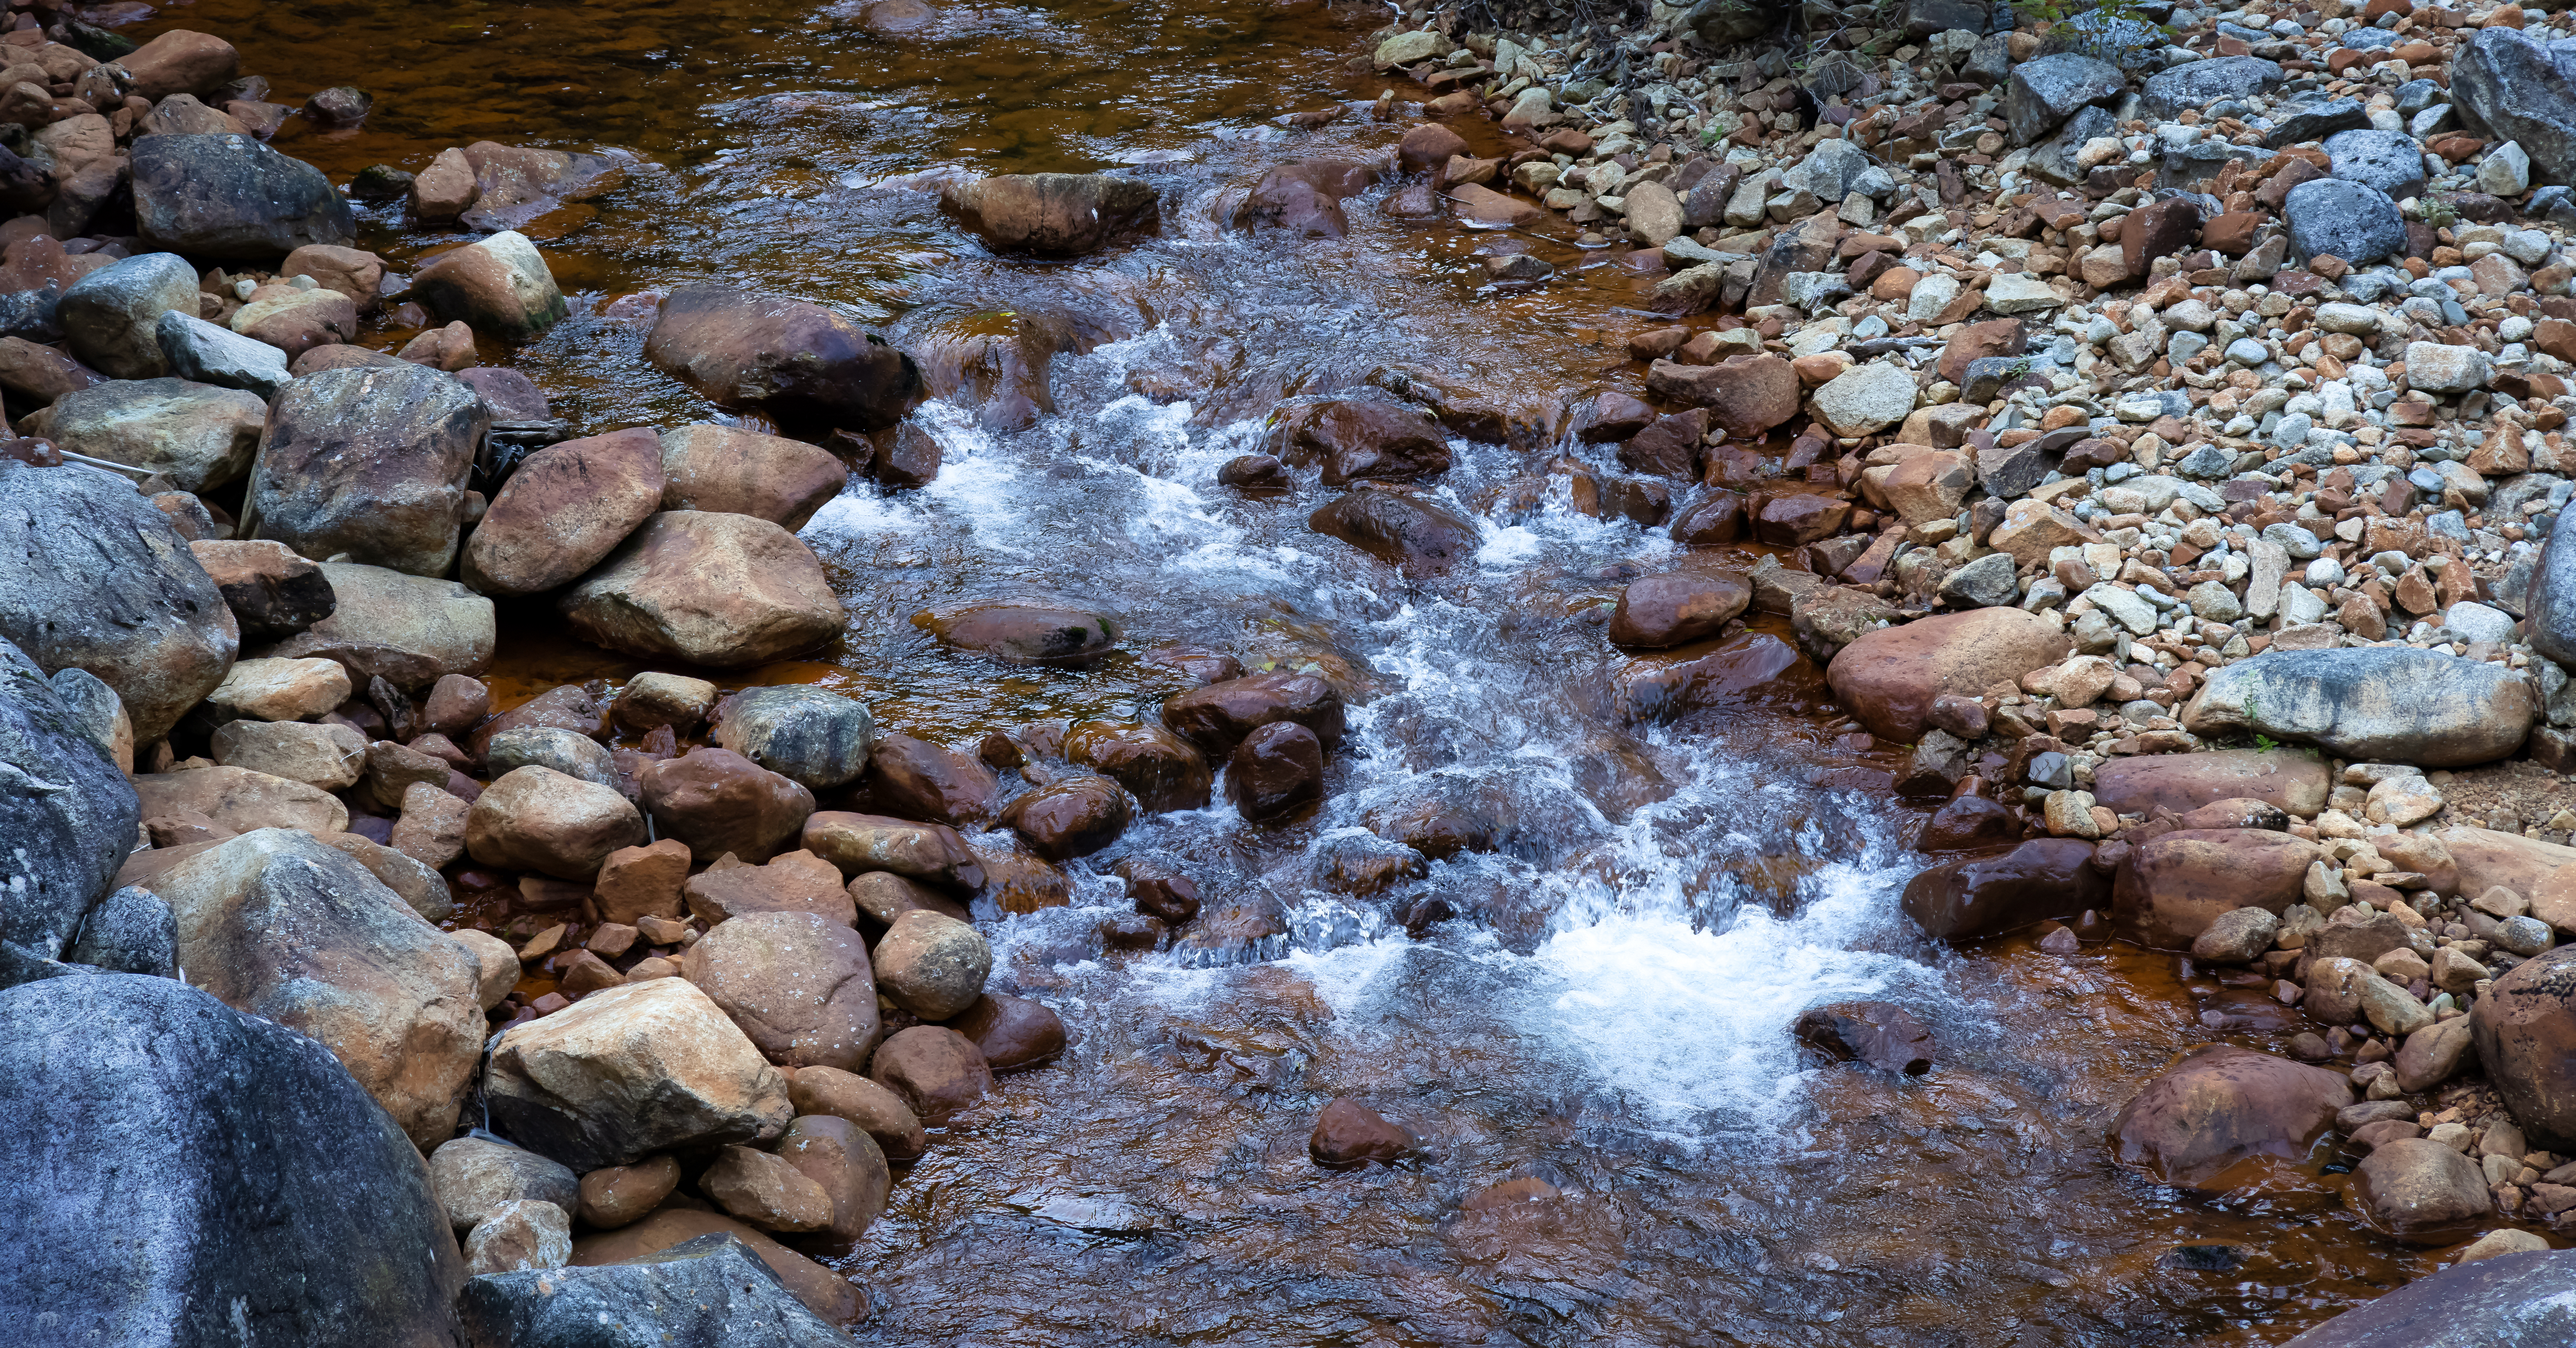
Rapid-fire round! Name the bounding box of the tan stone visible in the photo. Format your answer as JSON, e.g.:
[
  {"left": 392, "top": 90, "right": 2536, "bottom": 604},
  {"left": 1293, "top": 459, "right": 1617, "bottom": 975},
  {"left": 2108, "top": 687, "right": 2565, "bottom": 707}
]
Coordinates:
[
  {"left": 1825, "top": 608, "right": 2072, "bottom": 742},
  {"left": 208, "top": 718, "right": 366, "bottom": 790},
  {"left": 461, "top": 428, "right": 665, "bottom": 598},
  {"left": 203, "top": 656, "right": 351, "bottom": 723},
  {"left": 391, "top": 779, "right": 471, "bottom": 870},
  {"left": 682, "top": 849, "right": 855, "bottom": 926},
  {"left": 557, "top": 512, "right": 843, "bottom": 668},
  {"left": 658, "top": 423, "right": 849, "bottom": 533},
  {"left": 466, "top": 765, "right": 647, "bottom": 880},
  {"left": 574, "top": 1154, "right": 680, "bottom": 1230},
  {"left": 485, "top": 977, "right": 794, "bottom": 1171},
  {"left": 133, "top": 765, "right": 348, "bottom": 835},
  {"left": 701, "top": 1144, "right": 830, "bottom": 1233},
  {"left": 595, "top": 838, "right": 691, "bottom": 925},
  {"left": 681, "top": 910, "right": 880, "bottom": 1072},
  {"left": 785, "top": 1064, "right": 925, "bottom": 1160}
]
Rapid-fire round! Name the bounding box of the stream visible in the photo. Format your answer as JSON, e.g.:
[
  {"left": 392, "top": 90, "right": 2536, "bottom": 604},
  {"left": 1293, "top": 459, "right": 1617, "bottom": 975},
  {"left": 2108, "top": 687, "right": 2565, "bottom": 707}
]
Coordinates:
[{"left": 127, "top": 0, "right": 2447, "bottom": 1339}]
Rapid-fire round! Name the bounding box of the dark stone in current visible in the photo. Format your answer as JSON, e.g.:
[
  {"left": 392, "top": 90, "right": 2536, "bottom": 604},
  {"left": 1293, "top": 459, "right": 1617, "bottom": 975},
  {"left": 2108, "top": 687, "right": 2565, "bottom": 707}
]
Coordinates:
[
  {"left": 1901, "top": 838, "right": 2112, "bottom": 940},
  {"left": 2278, "top": 1250, "right": 2576, "bottom": 1347},
  {"left": 64, "top": 885, "right": 176, "bottom": 977},
  {"left": 1916, "top": 794, "right": 2022, "bottom": 853},
  {"left": 130, "top": 133, "right": 356, "bottom": 260},
  {"left": 1796, "top": 1000, "right": 1935, "bottom": 1073},
  {"left": 1308, "top": 483, "right": 1478, "bottom": 575},
  {"left": 457, "top": 1233, "right": 850, "bottom": 1348},
  {"left": 0, "top": 974, "right": 465, "bottom": 1347},
  {"left": 1226, "top": 719, "right": 1324, "bottom": 822},
  {"left": 644, "top": 286, "right": 921, "bottom": 433},
  {"left": 0, "top": 636, "right": 137, "bottom": 962}
]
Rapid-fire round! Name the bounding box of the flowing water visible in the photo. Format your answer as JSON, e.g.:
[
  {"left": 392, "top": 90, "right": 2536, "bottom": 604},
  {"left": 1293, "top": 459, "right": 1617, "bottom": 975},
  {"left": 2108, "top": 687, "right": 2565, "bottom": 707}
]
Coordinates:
[{"left": 127, "top": 0, "right": 2449, "bottom": 1339}]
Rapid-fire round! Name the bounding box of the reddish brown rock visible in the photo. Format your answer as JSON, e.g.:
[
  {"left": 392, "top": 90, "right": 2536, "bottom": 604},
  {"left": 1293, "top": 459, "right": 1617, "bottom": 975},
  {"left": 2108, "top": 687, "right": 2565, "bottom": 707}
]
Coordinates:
[
  {"left": 1609, "top": 572, "right": 1751, "bottom": 649},
  {"left": 2089, "top": 749, "right": 2333, "bottom": 819},
  {"left": 1646, "top": 354, "right": 1800, "bottom": 440},
  {"left": 2355, "top": 1138, "right": 2495, "bottom": 1243},
  {"left": 786, "top": 1064, "right": 926, "bottom": 1160},
  {"left": 2471, "top": 945, "right": 2576, "bottom": 1148},
  {"left": 2121, "top": 198, "right": 2204, "bottom": 275},
  {"left": 1162, "top": 672, "right": 1347, "bottom": 757},
  {"left": 948, "top": 993, "right": 1067, "bottom": 1073},
  {"left": 682, "top": 910, "right": 879, "bottom": 1072},
  {"left": 944, "top": 173, "right": 1160, "bottom": 256},
  {"left": 595, "top": 838, "right": 690, "bottom": 925},
  {"left": 1609, "top": 631, "right": 1817, "bottom": 724},
  {"left": 559, "top": 512, "right": 844, "bottom": 668},
  {"left": 642, "top": 285, "right": 919, "bottom": 432},
  {"left": 913, "top": 600, "right": 1117, "bottom": 669},
  {"left": 1826, "top": 608, "right": 2072, "bottom": 743},
  {"left": 2112, "top": 828, "right": 2321, "bottom": 950},
  {"left": 1754, "top": 493, "right": 1852, "bottom": 546},
  {"left": 2110, "top": 1044, "right": 2354, "bottom": 1189},
  {"left": 1310, "top": 1098, "right": 1411, "bottom": 1168},
  {"left": 119, "top": 30, "right": 239, "bottom": 100},
  {"left": 1064, "top": 720, "right": 1213, "bottom": 814},
  {"left": 1937, "top": 319, "right": 2026, "bottom": 385},
  {"left": 574, "top": 1154, "right": 680, "bottom": 1230},
  {"left": 189, "top": 538, "right": 335, "bottom": 638},
  {"left": 638, "top": 748, "right": 816, "bottom": 865},
  {"left": 999, "top": 774, "right": 1132, "bottom": 860},
  {"left": 1227, "top": 721, "right": 1324, "bottom": 823},
  {"left": 1397, "top": 122, "right": 1469, "bottom": 174},
  {"left": 866, "top": 1025, "right": 993, "bottom": 1126},
  {"left": 466, "top": 765, "right": 647, "bottom": 880},
  {"left": 657, "top": 423, "right": 848, "bottom": 533},
  {"left": 1275, "top": 398, "right": 1451, "bottom": 486},
  {"left": 1309, "top": 483, "right": 1477, "bottom": 574},
  {"left": 1915, "top": 795, "right": 2021, "bottom": 852},
  {"left": 1617, "top": 410, "right": 1707, "bottom": 479},
  {"left": 1795, "top": 1001, "right": 1935, "bottom": 1073},
  {"left": 1901, "top": 837, "right": 2110, "bottom": 940},
  {"left": 776, "top": 1113, "right": 891, "bottom": 1252},
  {"left": 1669, "top": 490, "right": 1747, "bottom": 546},
  {"left": 801, "top": 811, "right": 986, "bottom": 892},
  {"left": 683, "top": 850, "right": 857, "bottom": 926},
  {"left": 849, "top": 732, "right": 997, "bottom": 826},
  {"left": 462, "top": 428, "right": 666, "bottom": 598},
  {"left": 1232, "top": 161, "right": 1380, "bottom": 237}
]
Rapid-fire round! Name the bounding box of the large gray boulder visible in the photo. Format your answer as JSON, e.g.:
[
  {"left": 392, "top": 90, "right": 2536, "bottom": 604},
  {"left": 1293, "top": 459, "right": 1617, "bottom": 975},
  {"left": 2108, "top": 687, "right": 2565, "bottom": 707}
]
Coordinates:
[
  {"left": 2324, "top": 128, "right": 2428, "bottom": 202},
  {"left": 242, "top": 364, "right": 489, "bottom": 578},
  {"left": 125, "top": 828, "right": 485, "bottom": 1149},
  {"left": 2140, "top": 56, "right": 2284, "bottom": 119},
  {"left": 156, "top": 309, "right": 291, "bottom": 397},
  {"left": 0, "top": 459, "right": 237, "bottom": 742},
  {"left": 0, "top": 974, "right": 465, "bottom": 1347},
  {"left": 57, "top": 251, "right": 197, "bottom": 379},
  {"left": 2182, "top": 647, "right": 2534, "bottom": 767},
  {"left": 0, "top": 636, "right": 138, "bottom": 961},
  {"left": 2528, "top": 519, "right": 2576, "bottom": 671},
  {"left": 457, "top": 1233, "right": 852, "bottom": 1347},
  {"left": 2004, "top": 53, "right": 2127, "bottom": 146},
  {"left": 642, "top": 286, "right": 919, "bottom": 433},
  {"left": 130, "top": 132, "right": 356, "bottom": 260},
  {"left": 24, "top": 377, "right": 266, "bottom": 493},
  {"left": 2281, "top": 1251, "right": 2576, "bottom": 1346},
  {"left": 2283, "top": 179, "right": 2406, "bottom": 266},
  {"left": 2451, "top": 27, "right": 2576, "bottom": 185}
]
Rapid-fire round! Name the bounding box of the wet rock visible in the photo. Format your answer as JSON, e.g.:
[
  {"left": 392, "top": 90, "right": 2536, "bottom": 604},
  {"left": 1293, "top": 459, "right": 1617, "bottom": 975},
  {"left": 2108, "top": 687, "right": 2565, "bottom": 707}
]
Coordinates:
[
  {"left": 456, "top": 141, "right": 620, "bottom": 234},
  {"left": 948, "top": 173, "right": 1159, "bottom": 255},
  {"left": 1647, "top": 354, "right": 1801, "bottom": 439},
  {"left": 0, "top": 636, "right": 139, "bottom": 959},
  {"left": 789, "top": 1065, "right": 926, "bottom": 1160},
  {"left": 683, "top": 850, "right": 855, "bottom": 927},
  {"left": 2356, "top": 1138, "right": 2493, "bottom": 1244},
  {"left": 2114, "top": 829, "right": 2321, "bottom": 951},
  {"left": 915, "top": 599, "right": 1117, "bottom": 669},
  {"left": 2005, "top": 53, "right": 2126, "bottom": 146},
  {"left": 1000, "top": 773, "right": 1132, "bottom": 860},
  {"left": 1275, "top": 397, "right": 1452, "bottom": 486},
  {"left": 130, "top": 828, "right": 481, "bottom": 1147},
  {"left": 0, "top": 459, "right": 235, "bottom": 742},
  {"left": 488, "top": 977, "right": 793, "bottom": 1171},
  {"left": 949, "top": 992, "right": 1066, "bottom": 1072},
  {"left": 2183, "top": 649, "right": 2534, "bottom": 768},
  {"left": 1901, "top": 837, "right": 2111, "bottom": 940},
  {"left": 59, "top": 251, "right": 195, "bottom": 379},
  {"left": 868, "top": 1025, "right": 992, "bottom": 1126},
  {"left": 560, "top": 512, "right": 844, "bottom": 667},
  {"left": 1828, "top": 608, "right": 2071, "bottom": 743},
  {"left": 1064, "top": 720, "right": 1209, "bottom": 814},
  {"left": 428, "top": 1135, "right": 579, "bottom": 1233},
  {"left": 0, "top": 974, "right": 464, "bottom": 1346},
  {"left": 1916, "top": 795, "right": 2021, "bottom": 853},
  {"left": 2111, "top": 1045, "right": 2355, "bottom": 1189},
  {"left": 802, "top": 811, "right": 984, "bottom": 892},
  {"left": 644, "top": 285, "right": 918, "bottom": 432},
  {"left": 2283, "top": 179, "right": 2406, "bottom": 268},
  {"left": 468, "top": 765, "right": 648, "bottom": 880},
  {"left": 658, "top": 423, "right": 848, "bottom": 533},
  {"left": 1227, "top": 719, "right": 1324, "bottom": 823},
  {"left": 282, "top": 244, "right": 385, "bottom": 309},
  {"left": 245, "top": 364, "right": 487, "bottom": 578},
  {"left": 714, "top": 687, "right": 873, "bottom": 792},
  {"left": 412, "top": 229, "right": 565, "bottom": 340},
  {"left": 156, "top": 309, "right": 290, "bottom": 397},
  {"left": 776, "top": 1112, "right": 890, "bottom": 1251},
  {"left": 1611, "top": 631, "right": 1816, "bottom": 724},
  {"left": 1609, "top": 572, "right": 1750, "bottom": 651},
  {"left": 568, "top": 1212, "right": 860, "bottom": 1324},
  {"left": 871, "top": 910, "right": 991, "bottom": 1019},
  {"left": 462, "top": 427, "right": 665, "bottom": 598},
  {"left": 682, "top": 911, "right": 879, "bottom": 1073},
  {"left": 131, "top": 132, "right": 354, "bottom": 259},
  {"left": 1233, "top": 160, "right": 1379, "bottom": 237},
  {"left": 1310, "top": 1098, "right": 1411, "bottom": 1168},
  {"left": 1795, "top": 1001, "right": 1934, "bottom": 1073},
  {"left": 1308, "top": 482, "right": 1478, "bottom": 575},
  {"left": 465, "top": 1231, "right": 854, "bottom": 1345},
  {"left": 27, "top": 377, "right": 265, "bottom": 492},
  {"left": 701, "top": 1143, "right": 830, "bottom": 1235},
  {"left": 2276, "top": 1247, "right": 2576, "bottom": 1346},
  {"left": 2471, "top": 945, "right": 2576, "bottom": 1148},
  {"left": 1163, "top": 672, "right": 1347, "bottom": 757},
  {"left": 248, "top": 561, "right": 492, "bottom": 690},
  {"left": 2090, "top": 749, "right": 2330, "bottom": 819},
  {"left": 2450, "top": 27, "right": 2576, "bottom": 185},
  {"left": 851, "top": 732, "right": 997, "bottom": 826},
  {"left": 1118, "top": 859, "right": 1201, "bottom": 925}
]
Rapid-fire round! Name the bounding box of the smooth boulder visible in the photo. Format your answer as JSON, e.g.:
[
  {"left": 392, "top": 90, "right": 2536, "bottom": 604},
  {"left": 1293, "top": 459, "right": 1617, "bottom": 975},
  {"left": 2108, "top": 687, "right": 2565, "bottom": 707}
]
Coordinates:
[
  {"left": 1900, "top": 837, "right": 2109, "bottom": 939},
  {"left": 1828, "top": 608, "right": 2071, "bottom": 743},
  {"left": 2112, "top": 827, "right": 2321, "bottom": 950},
  {"left": 2110, "top": 1044, "right": 2354, "bottom": 1189},
  {"left": 559, "top": 512, "right": 844, "bottom": 667},
  {"left": 682, "top": 911, "right": 881, "bottom": 1073},
  {"left": 461, "top": 427, "right": 666, "bottom": 598},
  {"left": 485, "top": 977, "right": 796, "bottom": 1172},
  {"left": 2183, "top": 648, "right": 2534, "bottom": 768},
  {"left": 2278, "top": 1249, "right": 2576, "bottom": 1347},
  {"left": 2471, "top": 945, "right": 2576, "bottom": 1148},
  {"left": 412, "top": 229, "right": 566, "bottom": 339},
  {"left": 658, "top": 423, "right": 848, "bottom": 532},
  {"left": 58, "top": 251, "right": 197, "bottom": 378},
  {"left": 947, "top": 172, "right": 1160, "bottom": 255},
  {"left": 643, "top": 286, "right": 919, "bottom": 432},
  {"left": 248, "top": 561, "right": 494, "bottom": 690},
  {"left": 713, "top": 686, "right": 874, "bottom": 791}
]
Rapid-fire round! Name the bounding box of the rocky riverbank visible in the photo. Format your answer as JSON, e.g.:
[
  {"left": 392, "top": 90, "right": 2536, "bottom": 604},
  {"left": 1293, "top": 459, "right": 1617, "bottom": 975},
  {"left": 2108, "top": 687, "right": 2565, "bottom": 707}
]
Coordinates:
[{"left": 5, "top": 0, "right": 2576, "bottom": 1341}]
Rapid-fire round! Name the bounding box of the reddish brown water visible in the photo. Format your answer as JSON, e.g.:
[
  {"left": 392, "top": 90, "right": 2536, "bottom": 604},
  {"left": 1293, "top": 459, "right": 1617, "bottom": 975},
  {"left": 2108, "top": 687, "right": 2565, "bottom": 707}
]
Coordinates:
[{"left": 124, "top": 0, "right": 2455, "bottom": 1340}]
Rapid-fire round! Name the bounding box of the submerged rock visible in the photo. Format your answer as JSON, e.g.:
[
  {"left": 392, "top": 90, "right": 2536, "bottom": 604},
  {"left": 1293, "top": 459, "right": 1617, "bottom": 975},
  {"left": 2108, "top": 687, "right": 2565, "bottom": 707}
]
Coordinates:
[
  {"left": 1901, "top": 837, "right": 2110, "bottom": 940},
  {"left": 1795, "top": 1001, "right": 1935, "bottom": 1074},
  {"left": 2111, "top": 1044, "right": 2353, "bottom": 1189},
  {"left": 946, "top": 173, "right": 1160, "bottom": 255},
  {"left": 2278, "top": 1247, "right": 2576, "bottom": 1346}
]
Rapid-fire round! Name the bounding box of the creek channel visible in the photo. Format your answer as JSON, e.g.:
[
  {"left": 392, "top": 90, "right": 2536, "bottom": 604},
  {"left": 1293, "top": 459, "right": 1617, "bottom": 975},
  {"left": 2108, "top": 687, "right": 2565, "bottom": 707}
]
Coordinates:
[{"left": 126, "top": 0, "right": 2445, "bottom": 1339}]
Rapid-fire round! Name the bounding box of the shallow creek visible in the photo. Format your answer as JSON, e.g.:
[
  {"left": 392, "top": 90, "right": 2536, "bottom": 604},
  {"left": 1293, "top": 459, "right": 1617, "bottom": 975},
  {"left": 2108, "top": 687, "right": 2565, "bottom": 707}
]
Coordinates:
[{"left": 128, "top": 0, "right": 2445, "bottom": 1339}]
